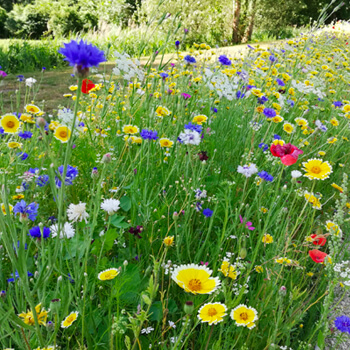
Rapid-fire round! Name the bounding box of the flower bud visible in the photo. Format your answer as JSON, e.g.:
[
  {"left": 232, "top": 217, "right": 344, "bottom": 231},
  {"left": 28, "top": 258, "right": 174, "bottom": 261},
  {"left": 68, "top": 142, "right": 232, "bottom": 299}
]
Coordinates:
[
  {"left": 239, "top": 247, "right": 247, "bottom": 259},
  {"left": 0, "top": 290, "right": 6, "bottom": 299},
  {"left": 37, "top": 117, "right": 46, "bottom": 128},
  {"left": 101, "top": 153, "right": 112, "bottom": 164},
  {"left": 279, "top": 286, "right": 287, "bottom": 296},
  {"left": 73, "top": 64, "right": 90, "bottom": 79},
  {"left": 184, "top": 301, "right": 194, "bottom": 315}
]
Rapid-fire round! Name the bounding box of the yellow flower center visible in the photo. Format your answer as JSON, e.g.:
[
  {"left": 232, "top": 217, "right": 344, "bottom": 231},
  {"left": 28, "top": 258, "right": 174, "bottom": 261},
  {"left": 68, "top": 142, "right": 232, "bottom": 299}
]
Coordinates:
[
  {"left": 311, "top": 166, "right": 321, "bottom": 174},
  {"left": 59, "top": 130, "right": 67, "bottom": 138},
  {"left": 240, "top": 312, "right": 248, "bottom": 321},
  {"left": 207, "top": 308, "right": 217, "bottom": 316},
  {"left": 7, "top": 121, "right": 15, "bottom": 128},
  {"left": 188, "top": 278, "right": 202, "bottom": 291}
]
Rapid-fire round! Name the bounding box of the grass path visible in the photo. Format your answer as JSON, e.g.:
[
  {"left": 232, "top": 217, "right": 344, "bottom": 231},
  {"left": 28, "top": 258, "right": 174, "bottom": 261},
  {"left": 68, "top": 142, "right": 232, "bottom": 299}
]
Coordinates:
[{"left": 0, "top": 40, "right": 279, "bottom": 113}]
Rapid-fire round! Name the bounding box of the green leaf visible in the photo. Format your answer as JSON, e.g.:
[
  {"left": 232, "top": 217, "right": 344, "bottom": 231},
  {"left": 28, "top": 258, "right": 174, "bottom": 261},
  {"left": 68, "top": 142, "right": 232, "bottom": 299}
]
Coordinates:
[
  {"left": 149, "top": 301, "right": 163, "bottom": 322},
  {"left": 109, "top": 214, "right": 130, "bottom": 228},
  {"left": 120, "top": 196, "right": 131, "bottom": 211},
  {"left": 167, "top": 299, "right": 178, "bottom": 313},
  {"left": 317, "top": 330, "right": 325, "bottom": 348}
]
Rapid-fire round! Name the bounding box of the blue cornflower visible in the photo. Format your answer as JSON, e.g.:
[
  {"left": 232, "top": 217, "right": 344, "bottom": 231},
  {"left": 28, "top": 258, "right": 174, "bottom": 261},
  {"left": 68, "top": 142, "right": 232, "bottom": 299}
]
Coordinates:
[
  {"left": 29, "top": 226, "right": 50, "bottom": 239},
  {"left": 18, "top": 131, "right": 33, "bottom": 139},
  {"left": 258, "top": 171, "right": 274, "bottom": 182},
  {"left": 0, "top": 127, "right": 4, "bottom": 134},
  {"left": 269, "top": 55, "right": 277, "bottom": 62},
  {"left": 58, "top": 40, "right": 106, "bottom": 68},
  {"left": 333, "top": 101, "right": 343, "bottom": 107},
  {"left": 7, "top": 271, "right": 33, "bottom": 283},
  {"left": 287, "top": 99, "right": 295, "bottom": 107},
  {"left": 218, "top": 55, "right": 232, "bottom": 66},
  {"left": 335, "top": 316, "right": 350, "bottom": 334},
  {"left": 203, "top": 208, "right": 213, "bottom": 218},
  {"left": 17, "top": 75, "right": 25, "bottom": 82},
  {"left": 184, "top": 55, "right": 196, "bottom": 64},
  {"left": 236, "top": 91, "right": 245, "bottom": 99},
  {"left": 55, "top": 165, "right": 78, "bottom": 187},
  {"left": 13, "top": 200, "right": 39, "bottom": 221},
  {"left": 175, "top": 40, "right": 180, "bottom": 48},
  {"left": 211, "top": 107, "right": 218, "bottom": 113},
  {"left": 258, "top": 142, "right": 269, "bottom": 152},
  {"left": 68, "top": 273, "right": 75, "bottom": 284},
  {"left": 263, "top": 108, "right": 276, "bottom": 118},
  {"left": 48, "top": 216, "right": 57, "bottom": 223},
  {"left": 17, "top": 152, "right": 29, "bottom": 160},
  {"left": 258, "top": 96, "right": 268, "bottom": 104},
  {"left": 28, "top": 167, "right": 39, "bottom": 174},
  {"left": 274, "top": 134, "right": 281, "bottom": 140},
  {"left": 184, "top": 122, "right": 202, "bottom": 133},
  {"left": 140, "top": 129, "right": 159, "bottom": 140},
  {"left": 159, "top": 72, "right": 169, "bottom": 79},
  {"left": 78, "top": 122, "right": 85, "bottom": 127},
  {"left": 276, "top": 78, "right": 285, "bottom": 87},
  {"left": 36, "top": 175, "right": 49, "bottom": 187}
]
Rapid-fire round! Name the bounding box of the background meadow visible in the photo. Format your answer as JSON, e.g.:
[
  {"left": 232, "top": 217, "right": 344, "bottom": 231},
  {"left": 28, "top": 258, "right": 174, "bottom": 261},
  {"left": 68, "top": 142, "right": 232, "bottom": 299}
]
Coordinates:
[{"left": 0, "top": 17, "right": 350, "bottom": 350}]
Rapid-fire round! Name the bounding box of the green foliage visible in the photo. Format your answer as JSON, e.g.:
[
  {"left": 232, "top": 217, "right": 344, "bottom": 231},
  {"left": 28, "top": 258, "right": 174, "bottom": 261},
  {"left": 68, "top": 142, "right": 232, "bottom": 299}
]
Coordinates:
[{"left": 0, "top": 6, "right": 8, "bottom": 39}]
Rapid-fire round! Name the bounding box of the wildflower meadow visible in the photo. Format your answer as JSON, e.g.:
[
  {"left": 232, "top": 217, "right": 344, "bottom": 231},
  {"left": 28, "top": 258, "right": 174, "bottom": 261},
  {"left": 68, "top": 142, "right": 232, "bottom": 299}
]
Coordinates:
[{"left": 1, "top": 21, "right": 350, "bottom": 350}]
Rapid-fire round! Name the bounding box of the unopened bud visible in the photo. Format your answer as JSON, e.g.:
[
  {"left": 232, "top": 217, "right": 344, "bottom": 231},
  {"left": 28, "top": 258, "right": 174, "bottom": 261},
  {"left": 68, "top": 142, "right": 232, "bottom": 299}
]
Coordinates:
[
  {"left": 73, "top": 64, "right": 90, "bottom": 79},
  {"left": 37, "top": 117, "right": 46, "bottom": 128},
  {"left": 101, "top": 153, "right": 112, "bottom": 164},
  {"left": 239, "top": 247, "right": 247, "bottom": 259},
  {"left": 184, "top": 301, "right": 194, "bottom": 315},
  {"left": 279, "top": 286, "right": 287, "bottom": 296}
]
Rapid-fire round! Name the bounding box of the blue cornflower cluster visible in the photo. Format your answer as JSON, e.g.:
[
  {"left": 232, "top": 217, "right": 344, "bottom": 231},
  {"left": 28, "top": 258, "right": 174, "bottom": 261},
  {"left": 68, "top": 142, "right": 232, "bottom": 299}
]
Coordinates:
[
  {"left": 258, "top": 171, "right": 274, "bottom": 182},
  {"left": 184, "top": 55, "right": 196, "bottom": 64},
  {"left": 18, "top": 131, "right": 33, "bottom": 139},
  {"left": 263, "top": 108, "right": 276, "bottom": 118},
  {"left": 333, "top": 101, "right": 342, "bottom": 107},
  {"left": 218, "top": 55, "right": 232, "bottom": 66},
  {"left": 55, "top": 165, "right": 79, "bottom": 188},
  {"left": 17, "top": 152, "right": 28, "bottom": 160},
  {"left": 59, "top": 40, "right": 106, "bottom": 68},
  {"left": 140, "top": 129, "right": 159, "bottom": 140},
  {"left": 184, "top": 122, "right": 202, "bottom": 133},
  {"left": 276, "top": 78, "right": 285, "bottom": 87},
  {"left": 7, "top": 271, "right": 33, "bottom": 283},
  {"left": 29, "top": 226, "right": 50, "bottom": 239},
  {"left": 258, "top": 96, "right": 268, "bottom": 104},
  {"left": 36, "top": 175, "right": 49, "bottom": 187},
  {"left": 13, "top": 200, "right": 39, "bottom": 221},
  {"left": 258, "top": 142, "right": 269, "bottom": 152},
  {"left": 236, "top": 91, "right": 245, "bottom": 99},
  {"left": 203, "top": 208, "right": 213, "bottom": 218}
]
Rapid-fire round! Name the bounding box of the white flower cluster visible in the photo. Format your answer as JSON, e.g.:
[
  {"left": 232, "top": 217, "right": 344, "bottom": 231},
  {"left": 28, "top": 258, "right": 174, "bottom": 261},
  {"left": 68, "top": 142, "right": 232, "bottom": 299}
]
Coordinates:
[
  {"left": 178, "top": 129, "right": 201, "bottom": 145},
  {"left": 57, "top": 108, "right": 75, "bottom": 126},
  {"left": 333, "top": 260, "right": 350, "bottom": 286},
  {"left": 203, "top": 68, "right": 240, "bottom": 100},
  {"left": 237, "top": 163, "right": 258, "bottom": 178},
  {"left": 291, "top": 79, "right": 326, "bottom": 99},
  {"left": 113, "top": 51, "right": 145, "bottom": 82}
]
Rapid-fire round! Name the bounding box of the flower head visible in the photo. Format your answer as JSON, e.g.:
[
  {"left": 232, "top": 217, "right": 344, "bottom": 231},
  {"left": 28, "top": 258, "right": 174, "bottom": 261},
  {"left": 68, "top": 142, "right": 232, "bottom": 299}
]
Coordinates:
[
  {"left": 98, "top": 268, "right": 119, "bottom": 281},
  {"left": 218, "top": 55, "right": 231, "bottom": 66},
  {"left": 54, "top": 126, "right": 71, "bottom": 143},
  {"left": 270, "top": 143, "right": 303, "bottom": 166},
  {"left": 159, "top": 138, "right": 174, "bottom": 148},
  {"left": 237, "top": 163, "right": 258, "bottom": 178},
  {"left": 101, "top": 198, "right": 120, "bottom": 215},
  {"left": 219, "top": 260, "right": 237, "bottom": 280},
  {"left": 335, "top": 316, "right": 350, "bottom": 334},
  {"left": 230, "top": 304, "right": 258, "bottom": 329},
  {"left": 309, "top": 249, "right": 328, "bottom": 263},
  {"left": 67, "top": 202, "right": 89, "bottom": 223},
  {"left": 198, "top": 303, "right": 227, "bottom": 325},
  {"left": 13, "top": 200, "right": 38, "bottom": 221},
  {"left": 171, "top": 264, "right": 220, "bottom": 295},
  {"left": 304, "top": 192, "right": 322, "bottom": 210},
  {"left": 29, "top": 226, "right": 50, "bottom": 239},
  {"left": 50, "top": 222, "right": 76, "bottom": 239},
  {"left": 1, "top": 114, "right": 21, "bottom": 134},
  {"left": 302, "top": 159, "right": 332, "bottom": 180},
  {"left": 163, "top": 236, "right": 174, "bottom": 247},
  {"left": 59, "top": 40, "right": 106, "bottom": 70},
  {"left": 61, "top": 311, "right": 79, "bottom": 328},
  {"left": 18, "top": 304, "right": 48, "bottom": 326}
]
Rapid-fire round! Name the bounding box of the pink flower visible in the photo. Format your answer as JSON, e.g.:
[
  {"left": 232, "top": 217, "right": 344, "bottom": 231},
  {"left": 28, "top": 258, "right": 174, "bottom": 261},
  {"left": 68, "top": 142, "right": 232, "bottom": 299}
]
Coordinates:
[{"left": 239, "top": 215, "right": 255, "bottom": 230}]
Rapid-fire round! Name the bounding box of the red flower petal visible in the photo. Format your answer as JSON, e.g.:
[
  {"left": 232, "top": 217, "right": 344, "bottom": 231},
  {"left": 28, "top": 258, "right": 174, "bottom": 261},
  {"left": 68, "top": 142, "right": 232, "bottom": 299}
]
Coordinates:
[
  {"left": 311, "top": 234, "right": 327, "bottom": 246},
  {"left": 309, "top": 249, "right": 327, "bottom": 263},
  {"left": 81, "top": 79, "right": 95, "bottom": 94}
]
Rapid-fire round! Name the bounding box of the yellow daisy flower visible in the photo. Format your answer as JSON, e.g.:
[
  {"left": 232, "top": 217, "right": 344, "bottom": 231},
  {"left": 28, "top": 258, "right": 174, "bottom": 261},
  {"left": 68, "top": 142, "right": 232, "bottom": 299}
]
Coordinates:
[
  {"left": 218, "top": 260, "right": 237, "bottom": 280},
  {"left": 123, "top": 125, "right": 139, "bottom": 134},
  {"left": 330, "top": 118, "right": 339, "bottom": 126},
  {"left": 192, "top": 115, "right": 208, "bottom": 125},
  {"left": 54, "top": 126, "right": 71, "bottom": 143},
  {"left": 7, "top": 142, "right": 22, "bottom": 149},
  {"left": 12, "top": 194, "right": 25, "bottom": 200},
  {"left": 255, "top": 265, "right": 263, "bottom": 273},
  {"left": 230, "top": 304, "right": 258, "bottom": 329},
  {"left": 155, "top": 106, "right": 171, "bottom": 117},
  {"left": 18, "top": 304, "right": 48, "bottom": 326},
  {"left": 20, "top": 113, "right": 35, "bottom": 123},
  {"left": 294, "top": 117, "right": 308, "bottom": 127},
  {"left": 1, "top": 203, "right": 13, "bottom": 215},
  {"left": 198, "top": 302, "right": 227, "bottom": 325},
  {"left": 163, "top": 236, "right": 174, "bottom": 247},
  {"left": 272, "top": 116, "right": 284, "bottom": 123},
  {"left": 325, "top": 221, "right": 342, "bottom": 236},
  {"left": 98, "top": 268, "right": 119, "bottom": 281},
  {"left": 159, "top": 138, "right": 174, "bottom": 148},
  {"left": 302, "top": 158, "right": 332, "bottom": 180},
  {"left": 25, "top": 104, "right": 41, "bottom": 114},
  {"left": 1, "top": 114, "right": 21, "bottom": 134},
  {"left": 304, "top": 192, "right": 322, "bottom": 210},
  {"left": 283, "top": 122, "right": 294, "bottom": 134},
  {"left": 61, "top": 311, "right": 78, "bottom": 328},
  {"left": 262, "top": 234, "right": 273, "bottom": 244},
  {"left": 171, "top": 264, "right": 221, "bottom": 295}
]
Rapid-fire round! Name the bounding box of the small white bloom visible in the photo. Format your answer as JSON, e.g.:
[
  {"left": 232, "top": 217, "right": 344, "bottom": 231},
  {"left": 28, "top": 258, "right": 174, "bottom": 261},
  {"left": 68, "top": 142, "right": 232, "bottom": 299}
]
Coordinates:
[
  {"left": 51, "top": 222, "right": 76, "bottom": 239},
  {"left": 291, "top": 170, "right": 302, "bottom": 178},
  {"left": 101, "top": 198, "right": 120, "bottom": 215},
  {"left": 25, "top": 77, "right": 37, "bottom": 87},
  {"left": 237, "top": 163, "right": 258, "bottom": 178},
  {"left": 67, "top": 202, "right": 89, "bottom": 223},
  {"left": 178, "top": 129, "right": 201, "bottom": 145}
]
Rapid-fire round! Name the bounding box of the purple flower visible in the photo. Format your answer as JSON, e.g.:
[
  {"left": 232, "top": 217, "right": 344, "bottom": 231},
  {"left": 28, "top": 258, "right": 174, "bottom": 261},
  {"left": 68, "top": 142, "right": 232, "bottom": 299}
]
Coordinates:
[
  {"left": 274, "top": 134, "right": 281, "bottom": 140},
  {"left": 333, "top": 101, "right": 342, "bottom": 107},
  {"left": 239, "top": 215, "right": 255, "bottom": 230},
  {"left": 58, "top": 40, "right": 106, "bottom": 69},
  {"left": 160, "top": 72, "right": 169, "bottom": 80},
  {"left": 29, "top": 226, "right": 50, "bottom": 239},
  {"left": 184, "top": 122, "right": 202, "bottom": 133},
  {"left": 13, "top": 200, "right": 39, "bottom": 221},
  {"left": 0, "top": 127, "right": 4, "bottom": 134},
  {"left": 258, "top": 171, "right": 274, "bottom": 182},
  {"left": 211, "top": 107, "right": 218, "bottom": 113},
  {"left": 287, "top": 99, "right": 295, "bottom": 107},
  {"left": 175, "top": 40, "right": 180, "bottom": 48},
  {"left": 55, "top": 165, "right": 78, "bottom": 187},
  {"left": 203, "top": 208, "right": 213, "bottom": 218},
  {"left": 218, "top": 55, "right": 232, "bottom": 66},
  {"left": 17, "top": 152, "right": 29, "bottom": 160},
  {"left": 36, "top": 175, "right": 49, "bottom": 187},
  {"left": 184, "top": 55, "right": 196, "bottom": 64},
  {"left": 276, "top": 78, "right": 285, "bottom": 87},
  {"left": 181, "top": 93, "right": 191, "bottom": 100},
  {"left": 0, "top": 70, "right": 7, "bottom": 78},
  {"left": 18, "top": 131, "right": 33, "bottom": 139},
  {"left": 335, "top": 316, "right": 350, "bottom": 334},
  {"left": 236, "top": 91, "right": 245, "bottom": 99},
  {"left": 263, "top": 108, "right": 276, "bottom": 118},
  {"left": 140, "top": 129, "right": 159, "bottom": 140},
  {"left": 269, "top": 55, "right": 277, "bottom": 62},
  {"left": 258, "top": 143, "right": 268, "bottom": 152},
  {"left": 129, "top": 226, "right": 143, "bottom": 239}
]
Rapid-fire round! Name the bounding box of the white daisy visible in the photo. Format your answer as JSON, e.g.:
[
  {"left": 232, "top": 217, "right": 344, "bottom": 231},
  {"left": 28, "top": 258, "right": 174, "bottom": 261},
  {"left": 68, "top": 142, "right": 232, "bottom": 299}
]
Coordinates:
[
  {"left": 101, "top": 198, "right": 120, "bottom": 215},
  {"left": 67, "top": 202, "right": 89, "bottom": 223}
]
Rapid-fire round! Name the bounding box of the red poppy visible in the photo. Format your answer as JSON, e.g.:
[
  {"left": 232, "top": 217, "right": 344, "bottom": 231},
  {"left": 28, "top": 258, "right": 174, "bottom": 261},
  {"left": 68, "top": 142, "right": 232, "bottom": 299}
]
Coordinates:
[
  {"left": 309, "top": 249, "right": 327, "bottom": 263},
  {"left": 270, "top": 143, "right": 303, "bottom": 166},
  {"left": 81, "top": 79, "right": 95, "bottom": 94},
  {"left": 310, "top": 234, "right": 326, "bottom": 246}
]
